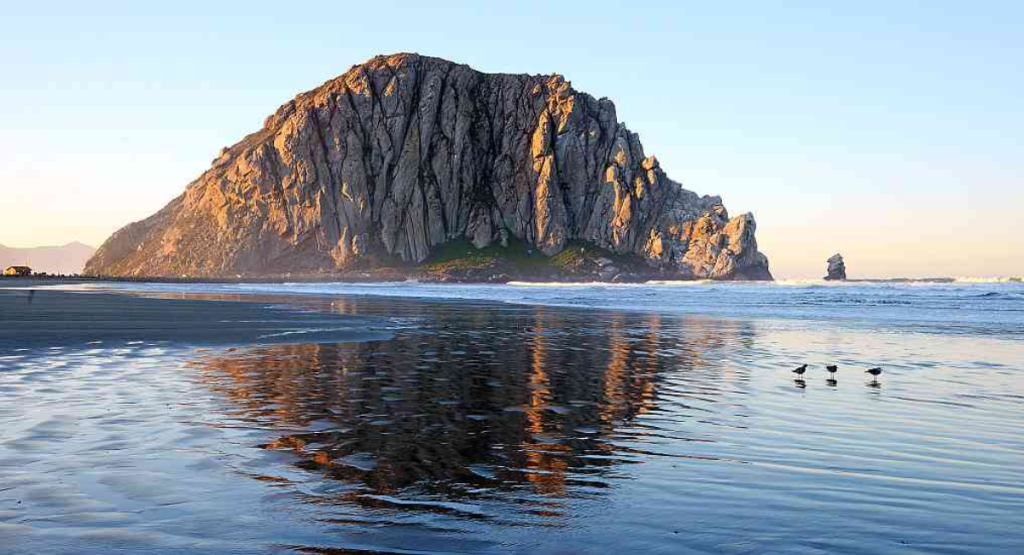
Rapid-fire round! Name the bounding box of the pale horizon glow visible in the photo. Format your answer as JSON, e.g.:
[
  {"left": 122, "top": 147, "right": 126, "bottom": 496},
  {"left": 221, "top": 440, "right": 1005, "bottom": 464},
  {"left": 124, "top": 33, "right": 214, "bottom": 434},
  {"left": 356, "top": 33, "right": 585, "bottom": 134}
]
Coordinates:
[{"left": 1, "top": 1, "right": 1022, "bottom": 278}]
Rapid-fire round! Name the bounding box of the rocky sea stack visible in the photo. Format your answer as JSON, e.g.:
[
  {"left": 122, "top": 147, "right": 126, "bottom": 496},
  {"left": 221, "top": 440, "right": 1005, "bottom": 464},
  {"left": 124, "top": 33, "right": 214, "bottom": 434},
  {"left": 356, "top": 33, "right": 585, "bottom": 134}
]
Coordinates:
[
  {"left": 825, "top": 253, "right": 847, "bottom": 281},
  {"left": 85, "top": 54, "right": 771, "bottom": 281}
]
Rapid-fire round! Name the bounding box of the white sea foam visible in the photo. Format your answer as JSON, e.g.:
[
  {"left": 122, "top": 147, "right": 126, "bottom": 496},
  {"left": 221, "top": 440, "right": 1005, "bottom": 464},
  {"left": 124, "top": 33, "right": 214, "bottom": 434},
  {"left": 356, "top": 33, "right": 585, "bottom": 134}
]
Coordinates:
[
  {"left": 771, "top": 278, "right": 838, "bottom": 286},
  {"left": 953, "top": 276, "right": 1023, "bottom": 284},
  {"left": 509, "top": 281, "right": 640, "bottom": 287}
]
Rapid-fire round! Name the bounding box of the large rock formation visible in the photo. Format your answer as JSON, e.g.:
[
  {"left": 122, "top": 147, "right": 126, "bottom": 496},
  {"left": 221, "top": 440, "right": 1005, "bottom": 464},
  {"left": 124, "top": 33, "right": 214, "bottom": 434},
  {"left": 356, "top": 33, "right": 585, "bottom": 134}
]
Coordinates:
[
  {"left": 824, "top": 253, "right": 847, "bottom": 281},
  {"left": 85, "top": 54, "right": 771, "bottom": 280}
]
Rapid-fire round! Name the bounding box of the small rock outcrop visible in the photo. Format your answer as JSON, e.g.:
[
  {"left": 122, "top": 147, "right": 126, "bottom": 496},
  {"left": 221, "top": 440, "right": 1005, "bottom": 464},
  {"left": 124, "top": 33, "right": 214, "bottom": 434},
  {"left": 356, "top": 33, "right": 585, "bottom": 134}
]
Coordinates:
[
  {"left": 85, "top": 53, "right": 771, "bottom": 281},
  {"left": 824, "top": 253, "right": 847, "bottom": 281}
]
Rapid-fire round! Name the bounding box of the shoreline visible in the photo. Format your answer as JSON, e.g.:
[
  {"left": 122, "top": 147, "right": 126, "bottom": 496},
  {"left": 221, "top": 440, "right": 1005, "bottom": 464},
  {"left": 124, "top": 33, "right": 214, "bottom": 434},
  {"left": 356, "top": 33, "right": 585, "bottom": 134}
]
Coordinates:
[
  {"left": 1, "top": 273, "right": 1019, "bottom": 287},
  {"left": 0, "top": 271, "right": 689, "bottom": 285},
  {"left": 3, "top": 276, "right": 1021, "bottom": 355},
  {"left": 5, "top": 276, "right": 1019, "bottom": 340}
]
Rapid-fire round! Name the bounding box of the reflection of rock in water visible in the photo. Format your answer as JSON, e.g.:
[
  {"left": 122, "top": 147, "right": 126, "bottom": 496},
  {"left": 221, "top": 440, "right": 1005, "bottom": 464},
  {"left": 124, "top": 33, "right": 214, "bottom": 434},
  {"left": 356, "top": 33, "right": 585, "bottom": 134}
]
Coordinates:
[{"left": 191, "top": 304, "right": 754, "bottom": 509}]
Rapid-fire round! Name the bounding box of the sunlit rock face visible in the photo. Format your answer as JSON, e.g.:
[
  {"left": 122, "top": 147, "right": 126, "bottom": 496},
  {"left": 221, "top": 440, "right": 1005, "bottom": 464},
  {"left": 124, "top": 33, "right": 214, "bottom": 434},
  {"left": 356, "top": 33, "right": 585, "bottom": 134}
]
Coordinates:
[{"left": 85, "top": 53, "right": 771, "bottom": 280}]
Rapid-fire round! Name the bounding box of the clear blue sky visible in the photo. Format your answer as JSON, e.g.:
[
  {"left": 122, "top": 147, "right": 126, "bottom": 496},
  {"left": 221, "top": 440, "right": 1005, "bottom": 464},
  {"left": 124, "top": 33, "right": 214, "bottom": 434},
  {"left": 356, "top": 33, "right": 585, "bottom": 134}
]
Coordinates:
[{"left": 1, "top": 1, "right": 1021, "bottom": 278}]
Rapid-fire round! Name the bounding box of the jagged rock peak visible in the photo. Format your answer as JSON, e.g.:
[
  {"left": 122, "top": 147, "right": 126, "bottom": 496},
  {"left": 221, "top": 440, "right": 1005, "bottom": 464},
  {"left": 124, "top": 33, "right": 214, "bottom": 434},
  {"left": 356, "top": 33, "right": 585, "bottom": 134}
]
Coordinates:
[
  {"left": 825, "top": 253, "right": 847, "bottom": 281},
  {"left": 85, "top": 53, "right": 771, "bottom": 280}
]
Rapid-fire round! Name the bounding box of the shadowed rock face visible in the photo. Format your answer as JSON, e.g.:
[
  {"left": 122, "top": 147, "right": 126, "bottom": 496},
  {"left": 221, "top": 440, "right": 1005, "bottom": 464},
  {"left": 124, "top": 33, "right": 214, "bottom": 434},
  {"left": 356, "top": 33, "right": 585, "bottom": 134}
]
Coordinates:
[
  {"left": 825, "top": 253, "right": 847, "bottom": 281},
  {"left": 85, "top": 53, "right": 771, "bottom": 280}
]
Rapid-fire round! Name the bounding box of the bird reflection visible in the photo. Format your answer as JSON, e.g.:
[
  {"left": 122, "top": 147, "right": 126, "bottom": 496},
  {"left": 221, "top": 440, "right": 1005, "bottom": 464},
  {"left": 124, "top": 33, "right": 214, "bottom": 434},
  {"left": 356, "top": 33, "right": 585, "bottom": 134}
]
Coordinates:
[
  {"left": 826, "top": 378, "right": 838, "bottom": 387},
  {"left": 794, "top": 378, "right": 807, "bottom": 389}
]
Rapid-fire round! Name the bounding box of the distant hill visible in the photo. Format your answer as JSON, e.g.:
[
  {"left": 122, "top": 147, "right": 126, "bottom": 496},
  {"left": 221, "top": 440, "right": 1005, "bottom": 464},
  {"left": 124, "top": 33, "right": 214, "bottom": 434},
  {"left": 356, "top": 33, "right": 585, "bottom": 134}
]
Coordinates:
[{"left": 0, "top": 242, "right": 96, "bottom": 275}]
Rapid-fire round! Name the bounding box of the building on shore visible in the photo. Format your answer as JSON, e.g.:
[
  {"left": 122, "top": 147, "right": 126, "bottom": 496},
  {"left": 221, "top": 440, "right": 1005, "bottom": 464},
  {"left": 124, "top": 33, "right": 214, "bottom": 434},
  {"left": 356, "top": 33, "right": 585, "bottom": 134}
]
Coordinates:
[{"left": 3, "top": 266, "right": 32, "bottom": 277}]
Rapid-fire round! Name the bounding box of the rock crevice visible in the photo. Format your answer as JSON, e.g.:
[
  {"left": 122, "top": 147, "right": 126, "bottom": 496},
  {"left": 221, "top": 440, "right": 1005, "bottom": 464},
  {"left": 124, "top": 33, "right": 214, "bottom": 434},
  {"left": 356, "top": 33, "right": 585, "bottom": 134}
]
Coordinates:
[{"left": 85, "top": 53, "right": 771, "bottom": 280}]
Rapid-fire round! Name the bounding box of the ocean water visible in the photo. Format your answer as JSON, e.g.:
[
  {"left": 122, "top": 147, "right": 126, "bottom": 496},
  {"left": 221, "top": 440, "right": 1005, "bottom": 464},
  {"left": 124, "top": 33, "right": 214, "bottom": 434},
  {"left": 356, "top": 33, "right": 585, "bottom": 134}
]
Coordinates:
[
  {"left": 1, "top": 280, "right": 1023, "bottom": 554},
  {"left": 89, "top": 278, "right": 1024, "bottom": 338}
]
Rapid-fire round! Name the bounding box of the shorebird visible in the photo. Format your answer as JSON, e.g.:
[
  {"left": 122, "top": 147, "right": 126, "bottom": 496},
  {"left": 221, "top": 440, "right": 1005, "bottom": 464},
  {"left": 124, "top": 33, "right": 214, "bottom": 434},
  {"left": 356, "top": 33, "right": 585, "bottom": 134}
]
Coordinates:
[
  {"left": 865, "top": 367, "right": 883, "bottom": 384},
  {"left": 826, "top": 364, "right": 838, "bottom": 378},
  {"left": 793, "top": 364, "right": 808, "bottom": 377}
]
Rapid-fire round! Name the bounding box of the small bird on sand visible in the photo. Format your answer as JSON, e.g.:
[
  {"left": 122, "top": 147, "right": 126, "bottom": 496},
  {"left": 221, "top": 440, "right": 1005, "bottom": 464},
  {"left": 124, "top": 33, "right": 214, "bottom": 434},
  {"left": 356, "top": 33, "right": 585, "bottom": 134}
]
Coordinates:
[
  {"left": 865, "top": 367, "right": 883, "bottom": 383},
  {"left": 793, "top": 364, "right": 808, "bottom": 377},
  {"left": 826, "top": 364, "right": 838, "bottom": 377}
]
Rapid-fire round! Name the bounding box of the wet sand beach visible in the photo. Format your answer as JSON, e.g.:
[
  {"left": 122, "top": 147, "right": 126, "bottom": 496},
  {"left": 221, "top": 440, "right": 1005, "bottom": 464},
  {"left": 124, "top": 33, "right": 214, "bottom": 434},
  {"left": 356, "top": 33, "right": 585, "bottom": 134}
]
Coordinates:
[
  {"left": 0, "top": 286, "right": 393, "bottom": 350},
  {"left": 1, "top": 282, "right": 1023, "bottom": 554}
]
